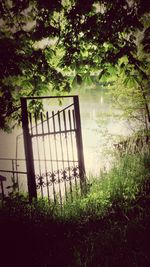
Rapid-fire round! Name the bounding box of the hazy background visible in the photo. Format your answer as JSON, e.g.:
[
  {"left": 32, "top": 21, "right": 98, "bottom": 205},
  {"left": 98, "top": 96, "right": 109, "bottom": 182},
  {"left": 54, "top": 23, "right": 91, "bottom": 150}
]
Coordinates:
[{"left": 0, "top": 87, "right": 131, "bottom": 176}]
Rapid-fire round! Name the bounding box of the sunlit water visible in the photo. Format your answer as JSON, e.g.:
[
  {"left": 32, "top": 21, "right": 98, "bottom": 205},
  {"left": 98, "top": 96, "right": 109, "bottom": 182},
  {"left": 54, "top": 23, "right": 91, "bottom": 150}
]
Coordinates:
[{"left": 0, "top": 87, "right": 132, "bottom": 196}]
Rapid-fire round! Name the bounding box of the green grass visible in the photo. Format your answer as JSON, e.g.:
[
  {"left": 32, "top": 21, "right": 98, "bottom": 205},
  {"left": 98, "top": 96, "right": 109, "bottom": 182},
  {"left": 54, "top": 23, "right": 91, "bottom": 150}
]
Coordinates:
[
  {"left": 0, "top": 150, "right": 150, "bottom": 267},
  {"left": 62, "top": 151, "right": 150, "bottom": 220}
]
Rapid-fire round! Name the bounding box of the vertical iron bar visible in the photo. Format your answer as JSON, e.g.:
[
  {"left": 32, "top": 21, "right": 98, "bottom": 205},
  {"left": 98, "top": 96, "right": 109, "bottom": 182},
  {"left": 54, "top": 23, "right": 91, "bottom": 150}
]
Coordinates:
[
  {"left": 68, "top": 109, "right": 78, "bottom": 195},
  {"left": 68, "top": 110, "right": 75, "bottom": 163},
  {"left": 21, "top": 98, "right": 37, "bottom": 202},
  {"left": 41, "top": 112, "right": 50, "bottom": 201},
  {"left": 12, "top": 159, "right": 15, "bottom": 192},
  {"left": 70, "top": 109, "right": 78, "bottom": 196},
  {"left": 73, "top": 96, "right": 86, "bottom": 195},
  {"left": 34, "top": 113, "right": 43, "bottom": 198},
  {"left": 63, "top": 110, "right": 73, "bottom": 201},
  {"left": 72, "top": 109, "right": 76, "bottom": 129},
  {"left": 58, "top": 111, "right": 67, "bottom": 201},
  {"left": 15, "top": 136, "right": 19, "bottom": 191},
  {"left": 46, "top": 111, "right": 56, "bottom": 204},
  {"left": 29, "top": 113, "right": 33, "bottom": 135},
  {"left": 52, "top": 111, "right": 62, "bottom": 206}
]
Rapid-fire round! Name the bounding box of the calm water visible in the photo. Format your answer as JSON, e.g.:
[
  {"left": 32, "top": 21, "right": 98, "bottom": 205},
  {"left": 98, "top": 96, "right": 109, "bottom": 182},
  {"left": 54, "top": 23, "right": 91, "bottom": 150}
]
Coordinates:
[{"left": 0, "top": 87, "right": 132, "bottom": 195}]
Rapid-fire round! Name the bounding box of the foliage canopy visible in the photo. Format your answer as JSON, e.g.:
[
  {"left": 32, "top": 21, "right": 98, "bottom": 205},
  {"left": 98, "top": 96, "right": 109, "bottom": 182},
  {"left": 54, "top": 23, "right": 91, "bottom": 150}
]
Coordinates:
[{"left": 0, "top": 0, "right": 150, "bottom": 131}]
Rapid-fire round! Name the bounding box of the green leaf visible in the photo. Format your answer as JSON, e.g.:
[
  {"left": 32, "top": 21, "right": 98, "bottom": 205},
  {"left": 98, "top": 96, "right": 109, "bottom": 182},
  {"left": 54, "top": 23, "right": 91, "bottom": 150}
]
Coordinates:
[
  {"left": 83, "top": 73, "right": 93, "bottom": 86},
  {"left": 99, "top": 71, "right": 110, "bottom": 82}
]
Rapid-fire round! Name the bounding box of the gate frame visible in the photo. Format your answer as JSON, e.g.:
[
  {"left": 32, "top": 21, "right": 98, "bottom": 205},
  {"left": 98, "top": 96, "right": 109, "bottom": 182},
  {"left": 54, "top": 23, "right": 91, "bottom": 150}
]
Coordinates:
[
  {"left": 21, "top": 95, "right": 86, "bottom": 202},
  {"left": 21, "top": 98, "right": 37, "bottom": 202}
]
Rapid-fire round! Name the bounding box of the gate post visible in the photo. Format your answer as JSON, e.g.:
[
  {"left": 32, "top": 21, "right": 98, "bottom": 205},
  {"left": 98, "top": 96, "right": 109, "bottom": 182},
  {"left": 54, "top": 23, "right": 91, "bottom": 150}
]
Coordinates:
[
  {"left": 21, "top": 98, "right": 37, "bottom": 202},
  {"left": 74, "top": 96, "right": 87, "bottom": 195}
]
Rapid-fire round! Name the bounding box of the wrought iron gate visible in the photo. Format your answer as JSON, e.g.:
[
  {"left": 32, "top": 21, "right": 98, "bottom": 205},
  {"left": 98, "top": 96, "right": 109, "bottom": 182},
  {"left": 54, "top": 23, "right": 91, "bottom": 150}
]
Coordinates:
[{"left": 21, "top": 95, "right": 86, "bottom": 203}]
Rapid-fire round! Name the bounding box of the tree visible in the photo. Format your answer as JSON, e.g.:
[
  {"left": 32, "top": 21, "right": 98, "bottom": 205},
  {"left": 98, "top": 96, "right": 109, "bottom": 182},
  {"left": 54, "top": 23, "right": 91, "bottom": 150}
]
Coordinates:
[
  {"left": 0, "top": 0, "right": 150, "bottom": 131},
  {"left": 98, "top": 12, "right": 150, "bottom": 132},
  {"left": 0, "top": 0, "right": 69, "bottom": 131},
  {"left": 61, "top": 0, "right": 150, "bottom": 131}
]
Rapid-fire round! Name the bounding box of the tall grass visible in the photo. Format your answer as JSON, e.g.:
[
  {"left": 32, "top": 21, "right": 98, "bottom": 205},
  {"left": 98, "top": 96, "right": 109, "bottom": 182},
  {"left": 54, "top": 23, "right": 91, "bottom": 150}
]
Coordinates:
[
  {"left": 0, "top": 141, "right": 150, "bottom": 267},
  {"left": 1, "top": 143, "right": 149, "bottom": 221},
  {"left": 62, "top": 149, "right": 150, "bottom": 220}
]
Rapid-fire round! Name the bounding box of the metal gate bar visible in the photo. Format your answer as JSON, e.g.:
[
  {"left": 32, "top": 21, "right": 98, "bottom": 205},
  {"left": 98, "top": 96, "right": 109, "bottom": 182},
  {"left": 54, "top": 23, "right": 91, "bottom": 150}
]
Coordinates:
[
  {"left": 21, "top": 98, "right": 37, "bottom": 202},
  {"left": 21, "top": 95, "right": 86, "bottom": 203}
]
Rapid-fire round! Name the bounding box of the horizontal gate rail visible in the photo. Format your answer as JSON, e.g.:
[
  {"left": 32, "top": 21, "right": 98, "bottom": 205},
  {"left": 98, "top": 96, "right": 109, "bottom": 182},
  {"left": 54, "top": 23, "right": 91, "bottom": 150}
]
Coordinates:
[
  {"left": 0, "top": 157, "right": 28, "bottom": 200},
  {"left": 30, "top": 129, "right": 76, "bottom": 138},
  {"left": 0, "top": 158, "right": 78, "bottom": 163},
  {"left": 0, "top": 170, "right": 27, "bottom": 174},
  {"left": 22, "top": 95, "right": 78, "bottom": 100}
]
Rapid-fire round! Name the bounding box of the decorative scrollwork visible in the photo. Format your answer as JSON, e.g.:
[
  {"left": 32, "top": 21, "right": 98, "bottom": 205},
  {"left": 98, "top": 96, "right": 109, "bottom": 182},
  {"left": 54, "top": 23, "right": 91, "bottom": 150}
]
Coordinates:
[
  {"left": 35, "top": 165, "right": 80, "bottom": 189},
  {"left": 36, "top": 175, "right": 47, "bottom": 189}
]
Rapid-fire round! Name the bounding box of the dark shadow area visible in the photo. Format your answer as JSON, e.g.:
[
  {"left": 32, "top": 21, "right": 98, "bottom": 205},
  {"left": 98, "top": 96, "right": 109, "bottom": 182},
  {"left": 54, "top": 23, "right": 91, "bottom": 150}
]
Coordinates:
[{"left": 0, "top": 188, "right": 150, "bottom": 267}]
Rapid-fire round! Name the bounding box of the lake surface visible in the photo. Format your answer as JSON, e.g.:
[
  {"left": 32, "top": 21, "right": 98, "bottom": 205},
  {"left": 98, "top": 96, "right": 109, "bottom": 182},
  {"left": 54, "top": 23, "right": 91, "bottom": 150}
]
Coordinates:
[{"left": 0, "top": 87, "right": 132, "bottom": 195}]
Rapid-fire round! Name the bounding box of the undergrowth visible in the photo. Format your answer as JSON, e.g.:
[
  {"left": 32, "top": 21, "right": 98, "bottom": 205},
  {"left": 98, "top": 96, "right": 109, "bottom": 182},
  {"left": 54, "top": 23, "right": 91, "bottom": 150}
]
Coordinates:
[
  {"left": 63, "top": 151, "right": 150, "bottom": 220},
  {"left": 0, "top": 149, "right": 150, "bottom": 267}
]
